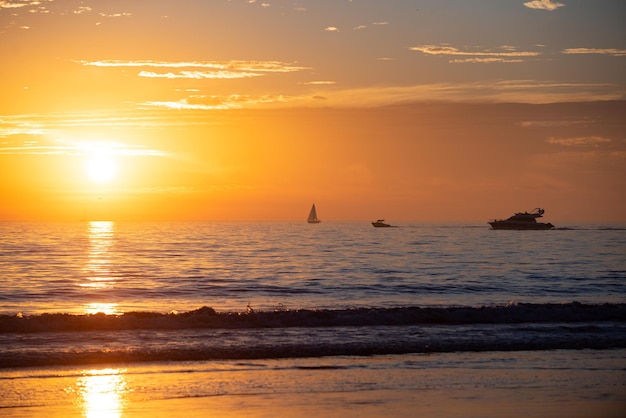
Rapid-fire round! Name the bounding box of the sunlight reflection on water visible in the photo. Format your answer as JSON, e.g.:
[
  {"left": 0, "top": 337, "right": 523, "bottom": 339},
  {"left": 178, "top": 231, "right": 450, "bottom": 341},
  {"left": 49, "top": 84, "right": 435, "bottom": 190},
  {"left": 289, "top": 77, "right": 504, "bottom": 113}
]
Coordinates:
[
  {"left": 80, "top": 221, "right": 120, "bottom": 315},
  {"left": 78, "top": 368, "right": 128, "bottom": 418},
  {"left": 83, "top": 302, "right": 121, "bottom": 315},
  {"left": 82, "top": 221, "right": 115, "bottom": 289}
]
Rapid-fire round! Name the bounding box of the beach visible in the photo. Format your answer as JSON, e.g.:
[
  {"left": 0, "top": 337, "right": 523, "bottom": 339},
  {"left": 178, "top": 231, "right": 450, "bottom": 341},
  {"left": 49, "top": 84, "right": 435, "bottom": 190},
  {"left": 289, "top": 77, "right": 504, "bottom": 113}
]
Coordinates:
[{"left": 2, "top": 350, "right": 625, "bottom": 417}]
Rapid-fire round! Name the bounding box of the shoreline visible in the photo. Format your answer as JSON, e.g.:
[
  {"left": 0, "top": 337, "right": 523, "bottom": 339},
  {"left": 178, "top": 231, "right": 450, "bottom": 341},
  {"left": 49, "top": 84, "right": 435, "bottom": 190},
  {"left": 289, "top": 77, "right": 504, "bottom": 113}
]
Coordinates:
[{"left": 2, "top": 350, "right": 624, "bottom": 418}]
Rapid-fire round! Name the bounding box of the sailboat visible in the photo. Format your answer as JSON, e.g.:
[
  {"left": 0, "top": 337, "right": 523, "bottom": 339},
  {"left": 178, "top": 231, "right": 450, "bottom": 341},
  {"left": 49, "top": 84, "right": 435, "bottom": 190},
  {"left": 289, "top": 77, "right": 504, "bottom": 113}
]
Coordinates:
[{"left": 307, "top": 203, "right": 321, "bottom": 223}]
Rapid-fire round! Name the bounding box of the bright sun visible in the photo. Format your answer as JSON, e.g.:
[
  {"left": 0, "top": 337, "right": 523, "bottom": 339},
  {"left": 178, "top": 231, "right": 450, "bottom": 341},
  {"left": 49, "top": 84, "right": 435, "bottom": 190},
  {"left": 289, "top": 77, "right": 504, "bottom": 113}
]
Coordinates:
[{"left": 85, "top": 155, "right": 118, "bottom": 184}]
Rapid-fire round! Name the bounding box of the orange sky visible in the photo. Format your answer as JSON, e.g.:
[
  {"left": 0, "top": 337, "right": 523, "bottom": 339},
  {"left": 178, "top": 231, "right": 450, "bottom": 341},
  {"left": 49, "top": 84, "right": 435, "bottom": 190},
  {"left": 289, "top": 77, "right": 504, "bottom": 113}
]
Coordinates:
[{"left": 1, "top": 1, "right": 625, "bottom": 222}]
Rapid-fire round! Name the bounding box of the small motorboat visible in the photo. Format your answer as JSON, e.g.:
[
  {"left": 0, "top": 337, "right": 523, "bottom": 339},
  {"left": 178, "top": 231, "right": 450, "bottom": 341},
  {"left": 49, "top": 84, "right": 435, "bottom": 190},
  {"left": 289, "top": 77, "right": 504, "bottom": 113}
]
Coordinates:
[
  {"left": 489, "top": 208, "right": 555, "bottom": 230},
  {"left": 372, "top": 219, "right": 392, "bottom": 228}
]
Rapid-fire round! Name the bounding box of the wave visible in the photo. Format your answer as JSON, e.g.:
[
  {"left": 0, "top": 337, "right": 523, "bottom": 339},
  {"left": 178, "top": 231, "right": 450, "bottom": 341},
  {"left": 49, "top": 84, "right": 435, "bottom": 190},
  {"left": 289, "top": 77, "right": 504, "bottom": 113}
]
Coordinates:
[
  {"left": 1, "top": 303, "right": 625, "bottom": 368},
  {"left": 1, "top": 321, "right": 625, "bottom": 369},
  {"left": 2, "top": 302, "right": 625, "bottom": 334}
]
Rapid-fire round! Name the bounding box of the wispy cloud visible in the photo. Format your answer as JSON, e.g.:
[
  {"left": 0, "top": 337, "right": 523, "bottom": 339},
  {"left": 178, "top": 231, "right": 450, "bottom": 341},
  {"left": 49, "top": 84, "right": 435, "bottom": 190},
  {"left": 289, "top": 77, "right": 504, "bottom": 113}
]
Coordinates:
[
  {"left": 0, "top": 111, "right": 224, "bottom": 138},
  {"left": 0, "top": 137, "right": 167, "bottom": 157},
  {"left": 77, "top": 59, "right": 309, "bottom": 79},
  {"left": 410, "top": 45, "right": 541, "bottom": 63},
  {"left": 0, "top": 113, "right": 171, "bottom": 156},
  {"left": 518, "top": 120, "right": 592, "bottom": 128},
  {"left": 78, "top": 60, "right": 309, "bottom": 72},
  {"left": 0, "top": 113, "right": 170, "bottom": 157},
  {"left": 523, "top": 0, "right": 565, "bottom": 11},
  {"left": 353, "top": 21, "right": 388, "bottom": 30},
  {"left": 73, "top": 6, "right": 91, "bottom": 14},
  {"left": 0, "top": 0, "right": 41, "bottom": 9},
  {"left": 138, "top": 70, "right": 262, "bottom": 80},
  {"left": 87, "top": 79, "right": 625, "bottom": 110},
  {"left": 99, "top": 12, "right": 131, "bottom": 18},
  {"left": 300, "top": 81, "right": 336, "bottom": 85},
  {"left": 304, "top": 80, "right": 624, "bottom": 107},
  {"left": 325, "top": 26, "right": 339, "bottom": 32},
  {"left": 547, "top": 136, "right": 611, "bottom": 147},
  {"left": 0, "top": 0, "right": 120, "bottom": 16},
  {"left": 563, "top": 48, "right": 626, "bottom": 57},
  {"left": 140, "top": 94, "right": 296, "bottom": 110},
  {"left": 140, "top": 100, "right": 231, "bottom": 111},
  {"left": 450, "top": 58, "right": 525, "bottom": 64}
]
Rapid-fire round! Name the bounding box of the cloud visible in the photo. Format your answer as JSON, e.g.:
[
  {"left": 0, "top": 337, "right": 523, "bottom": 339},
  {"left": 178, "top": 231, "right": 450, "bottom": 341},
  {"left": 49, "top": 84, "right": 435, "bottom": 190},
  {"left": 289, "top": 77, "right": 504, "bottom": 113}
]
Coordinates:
[
  {"left": 301, "top": 80, "right": 623, "bottom": 107},
  {"left": 99, "top": 12, "right": 131, "bottom": 18},
  {"left": 0, "top": 114, "right": 169, "bottom": 156},
  {"left": 0, "top": 125, "right": 44, "bottom": 138},
  {"left": 450, "top": 58, "right": 524, "bottom": 64},
  {"left": 0, "top": 111, "right": 206, "bottom": 146},
  {"left": 0, "top": 137, "right": 167, "bottom": 157},
  {"left": 325, "top": 26, "right": 339, "bottom": 32},
  {"left": 140, "top": 94, "right": 296, "bottom": 110},
  {"left": 77, "top": 59, "right": 309, "bottom": 81},
  {"left": 518, "top": 120, "right": 592, "bottom": 128},
  {"left": 138, "top": 70, "right": 263, "bottom": 80},
  {"left": 547, "top": 136, "right": 611, "bottom": 147},
  {"left": 300, "top": 81, "right": 336, "bottom": 85},
  {"left": 0, "top": 143, "right": 71, "bottom": 155},
  {"left": 73, "top": 6, "right": 91, "bottom": 14},
  {"left": 411, "top": 45, "right": 540, "bottom": 57},
  {"left": 100, "top": 79, "right": 625, "bottom": 110},
  {"left": 140, "top": 100, "right": 230, "bottom": 111},
  {"left": 410, "top": 45, "right": 541, "bottom": 63},
  {"left": 523, "top": 0, "right": 565, "bottom": 11},
  {"left": 353, "top": 21, "right": 388, "bottom": 30},
  {"left": 562, "top": 48, "right": 626, "bottom": 57},
  {"left": 0, "top": 0, "right": 96, "bottom": 15},
  {"left": 78, "top": 60, "right": 308, "bottom": 72},
  {"left": 0, "top": 0, "right": 39, "bottom": 9}
]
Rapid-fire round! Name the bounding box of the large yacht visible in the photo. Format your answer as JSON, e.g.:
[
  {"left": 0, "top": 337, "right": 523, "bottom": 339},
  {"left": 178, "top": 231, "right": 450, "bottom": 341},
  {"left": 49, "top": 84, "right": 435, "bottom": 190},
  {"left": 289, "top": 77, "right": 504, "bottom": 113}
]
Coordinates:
[{"left": 489, "top": 208, "right": 555, "bottom": 230}]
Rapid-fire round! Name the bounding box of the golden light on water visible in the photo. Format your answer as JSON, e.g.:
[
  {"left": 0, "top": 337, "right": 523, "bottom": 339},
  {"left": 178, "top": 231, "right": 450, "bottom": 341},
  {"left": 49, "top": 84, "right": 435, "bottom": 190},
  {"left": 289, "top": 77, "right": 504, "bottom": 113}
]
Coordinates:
[
  {"left": 81, "top": 221, "right": 120, "bottom": 315},
  {"left": 82, "top": 221, "right": 115, "bottom": 290},
  {"left": 83, "top": 302, "right": 120, "bottom": 316},
  {"left": 78, "top": 369, "right": 128, "bottom": 418}
]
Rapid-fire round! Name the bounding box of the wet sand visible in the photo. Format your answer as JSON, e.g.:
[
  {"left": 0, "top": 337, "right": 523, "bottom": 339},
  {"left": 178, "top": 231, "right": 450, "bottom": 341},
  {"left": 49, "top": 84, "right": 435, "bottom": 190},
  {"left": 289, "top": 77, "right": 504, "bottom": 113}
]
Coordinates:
[{"left": 1, "top": 350, "right": 624, "bottom": 418}]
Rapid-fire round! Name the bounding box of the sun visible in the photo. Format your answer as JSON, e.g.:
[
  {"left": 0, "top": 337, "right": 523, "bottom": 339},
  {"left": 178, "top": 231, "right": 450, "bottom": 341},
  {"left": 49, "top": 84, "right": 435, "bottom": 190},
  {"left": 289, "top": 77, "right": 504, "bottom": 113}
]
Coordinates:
[{"left": 85, "top": 155, "right": 118, "bottom": 184}]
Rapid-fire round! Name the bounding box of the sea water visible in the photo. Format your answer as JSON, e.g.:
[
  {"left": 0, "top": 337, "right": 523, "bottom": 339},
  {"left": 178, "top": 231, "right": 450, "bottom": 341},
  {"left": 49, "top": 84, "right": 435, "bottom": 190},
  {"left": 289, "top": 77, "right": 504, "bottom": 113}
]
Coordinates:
[
  {"left": 0, "top": 221, "right": 625, "bottom": 416},
  {"left": 2, "top": 221, "right": 625, "bottom": 313}
]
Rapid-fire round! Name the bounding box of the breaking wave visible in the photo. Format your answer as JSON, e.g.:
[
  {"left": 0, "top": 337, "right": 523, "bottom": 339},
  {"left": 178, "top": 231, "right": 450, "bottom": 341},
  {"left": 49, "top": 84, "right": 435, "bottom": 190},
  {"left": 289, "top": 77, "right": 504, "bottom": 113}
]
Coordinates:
[
  {"left": 2, "top": 302, "right": 625, "bottom": 333},
  {"left": 1, "top": 302, "right": 625, "bottom": 369}
]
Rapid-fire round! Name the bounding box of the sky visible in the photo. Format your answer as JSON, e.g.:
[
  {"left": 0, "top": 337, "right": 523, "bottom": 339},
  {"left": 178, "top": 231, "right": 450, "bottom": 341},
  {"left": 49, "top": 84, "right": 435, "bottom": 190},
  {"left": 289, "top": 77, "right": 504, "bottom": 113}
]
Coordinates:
[{"left": 1, "top": 0, "right": 625, "bottom": 222}]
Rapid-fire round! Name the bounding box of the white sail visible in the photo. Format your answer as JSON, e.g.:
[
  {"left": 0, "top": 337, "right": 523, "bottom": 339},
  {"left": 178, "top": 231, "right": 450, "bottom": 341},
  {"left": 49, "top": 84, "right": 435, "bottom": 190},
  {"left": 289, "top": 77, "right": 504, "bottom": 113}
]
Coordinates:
[{"left": 307, "top": 204, "right": 321, "bottom": 223}]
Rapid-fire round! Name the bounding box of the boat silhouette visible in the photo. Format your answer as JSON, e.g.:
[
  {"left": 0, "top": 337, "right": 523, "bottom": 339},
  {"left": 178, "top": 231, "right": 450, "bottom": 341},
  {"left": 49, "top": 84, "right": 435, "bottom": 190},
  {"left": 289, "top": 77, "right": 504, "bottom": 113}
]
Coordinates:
[
  {"left": 489, "top": 208, "right": 555, "bottom": 230},
  {"left": 307, "top": 203, "right": 321, "bottom": 224}
]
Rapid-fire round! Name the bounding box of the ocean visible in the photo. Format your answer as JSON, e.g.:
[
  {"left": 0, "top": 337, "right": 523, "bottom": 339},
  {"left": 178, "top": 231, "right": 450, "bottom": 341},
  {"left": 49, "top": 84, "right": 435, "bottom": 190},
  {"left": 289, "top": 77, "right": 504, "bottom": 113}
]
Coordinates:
[{"left": 1, "top": 221, "right": 625, "bottom": 417}]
